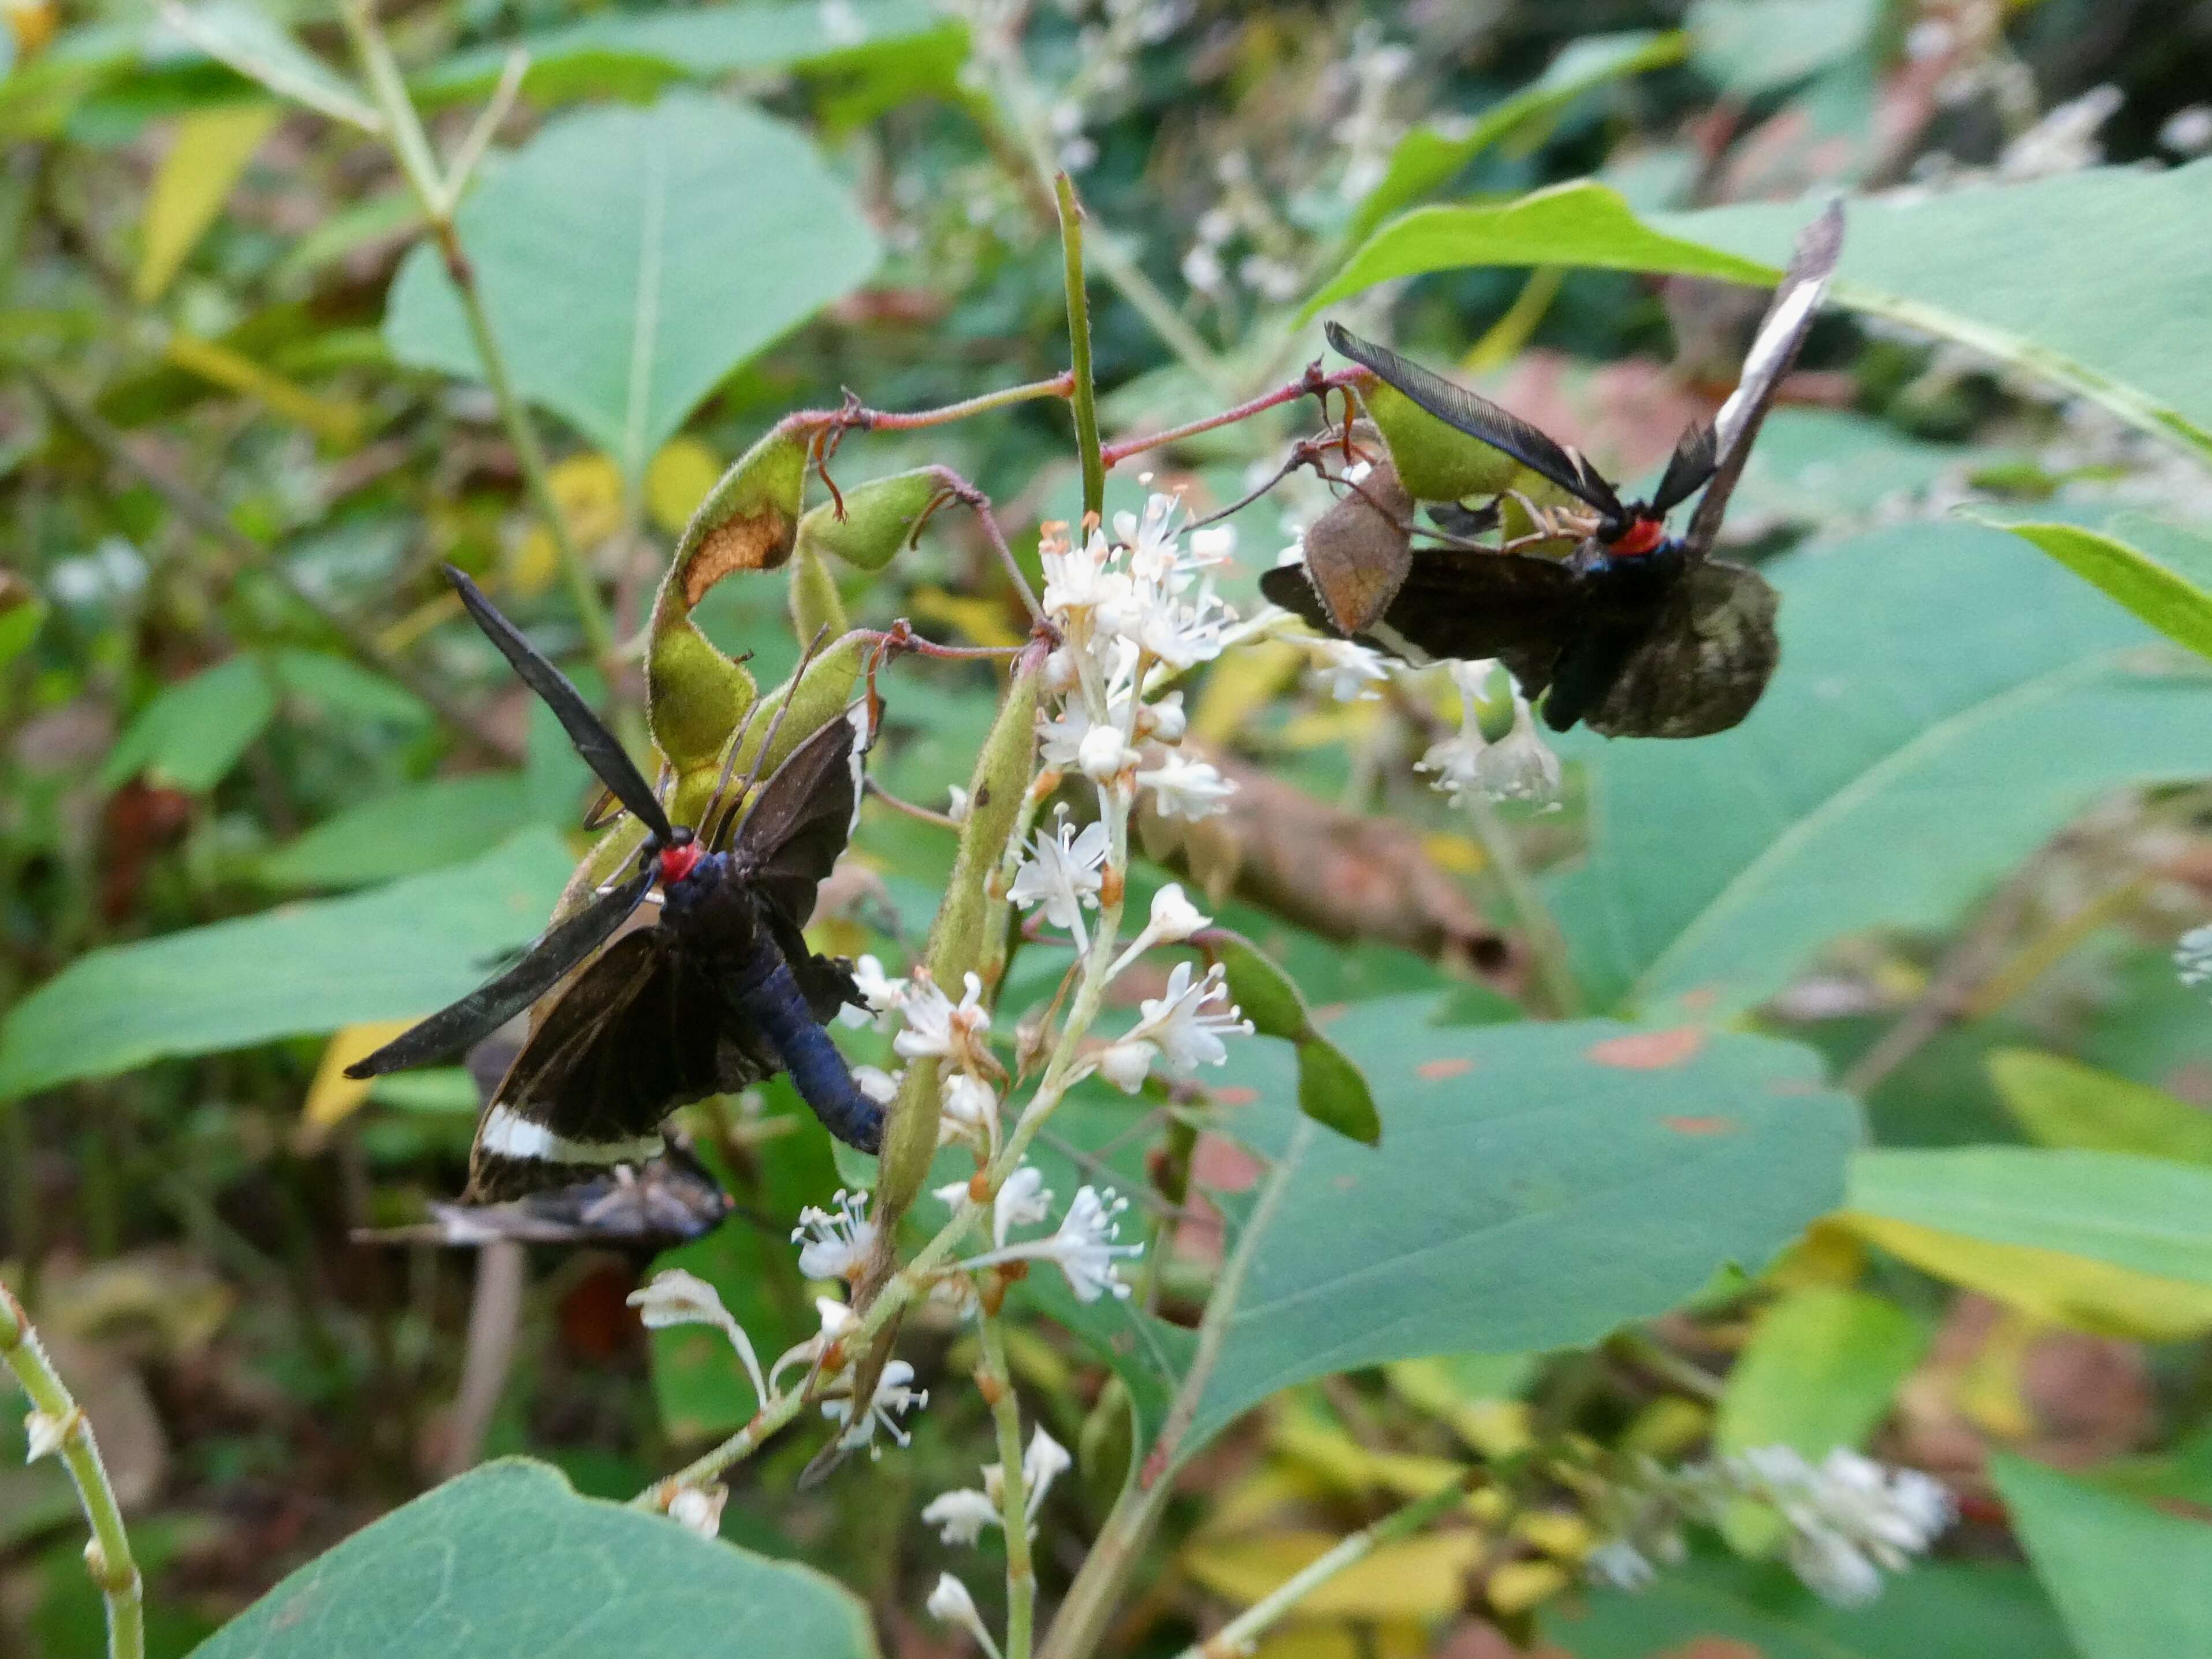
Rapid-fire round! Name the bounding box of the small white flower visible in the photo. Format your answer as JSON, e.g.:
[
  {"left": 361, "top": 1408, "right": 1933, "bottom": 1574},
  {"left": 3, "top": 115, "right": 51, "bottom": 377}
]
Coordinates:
[
  {"left": 1475, "top": 691, "right": 1562, "bottom": 805},
  {"left": 1077, "top": 720, "right": 1140, "bottom": 785},
  {"left": 927, "top": 1572, "right": 1002, "bottom": 1658},
  {"left": 1097, "top": 1039, "right": 1156, "bottom": 1093},
  {"left": 1126, "top": 580, "right": 1232, "bottom": 669},
  {"left": 940, "top": 1072, "right": 1000, "bottom": 1150},
  {"left": 1182, "top": 241, "right": 1225, "bottom": 295},
  {"left": 1135, "top": 751, "right": 1235, "bottom": 820},
  {"left": 2177, "top": 923, "right": 2212, "bottom": 986},
  {"left": 894, "top": 969, "right": 992, "bottom": 1065},
  {"left": 1141, "top": 689, "right": 1187, "bottom": 743},
  {"left": 946, "top": 784, "right": 971, "bottom": 823},
  {"left": 1145, "top": 883, "right": 1208, "bottom": 944},
  {"left": 934, "top": 1176, "right": 977, "bottom": 1211},
  {"left": 627, "top": 1270, "right": 768, "bottom": 1405},
  {"left": 1710, "top": 1445, "right": 1953, "bottom": 1608},
  {"left": 922, "top": 1486, "right": 1002, "bottom": 1546},
  {"left": 1130, "top": 961, "right": 1252, "bottom": 1076},
  {"left": 1304, "top": 637, "right": 1390, "bottom": 701},
  {"left": 1023, "top": 1425, "right": 1072, "bottom": 1508},
  {"left": 767, "top": 1295, "right": 857, "bottom": 1395},
  {"left": 993, "top": 1163, "right": 1053, "bottom": 1247},
  {"left": 1586, "top": 1538, "right": 1656, "bottom": 1591},
  {"left": 853, "top": 1065, "right": 901, "bottom": 1106},
  {"left": 24, "top": 1408, "right": 75, "bottom": 1463},
  {"left": 824, "top": 1357, "right": 929, "bottom": 1455},
  {"left": 854, "top": 953, "right": 907, "bottom": 1011},
  {"left": 1007, "top": 808, "right": 1110, "bottom": 948},
  {"left": 959, "top": 1185, "right": 1144, "bottom": 1303},
  {"left": 1187, "top": 523, "right": 1238, "bottom": 567},
  {"left": 1040, "top": 522, "right": 1128, "bottom": 622},
  {"left": 791, "top": 1189, "right": 877, "bottom": 1282},
  {"left": 666, "top": 1483, "right": 728, "bottom": 1540}
]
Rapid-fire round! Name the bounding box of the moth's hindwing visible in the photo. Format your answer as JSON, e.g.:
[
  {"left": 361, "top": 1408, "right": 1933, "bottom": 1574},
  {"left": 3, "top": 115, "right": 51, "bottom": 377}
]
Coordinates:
[{"left": 1588, "top": 561, "right": 1779, "bottom": 739}]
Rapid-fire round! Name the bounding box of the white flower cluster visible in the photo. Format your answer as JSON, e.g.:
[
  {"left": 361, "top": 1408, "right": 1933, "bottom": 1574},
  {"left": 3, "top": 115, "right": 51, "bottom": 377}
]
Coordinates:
[
  {"left": 2176, "top": 923, "right": 2212, "bottom": 988},
  {"left": 943, "top": 1165, "right": 1146, "bottom": 1304},
  {"left": 838, "top": 958, "right": 1005, "bottom": 1157},
  {"left": 1590, "top": 1445, "right": 1954, "bottom": 1608},
  {"left": 922, "top": 1424, "right": 1073, "bottom": 1545},
  {"left": 1414, "top": 659, "right": 1562, "bottom": 810}
]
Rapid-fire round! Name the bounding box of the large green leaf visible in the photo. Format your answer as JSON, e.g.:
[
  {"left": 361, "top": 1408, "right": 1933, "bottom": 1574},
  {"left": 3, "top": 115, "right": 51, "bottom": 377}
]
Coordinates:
[
  {"left": 1715, "top": 1285, "right": 1925, "bottom": 1459},
  {"left": 1551, "top": 520, "right": 2212, "bottom": 1018},
  {"left": 1991, "top": 1453, "right": 2212, "bottom": 1659},
  {"left": 191, "top": 1459, "right": 877, "bottom": 1659},
  {"left": 1035, "top": 1000, "right": 1856, "bottom": 1470},
  {"left": 0, "top": 830, "right": 574, "bottom": 1102},
  {"left": 1687, "top": 0, "right": 1880, "bottom": 98},
  {"left": 384, "top": 92, "right": 879, "bottom": 481},
  {"left": 1994, "top": 518, "right": 2212, "bottom": 664},
  {"left": 412, "top": 0, "right": 966, "bottom": 114},
  {"left": 1311, "top": 162, "right": 2212, "bottom": 458},
  {"left": 1549, "top": 1551, "right": 2074, "bottom": 1659},
  {"left": 1846, "top": 1147, "right": 2212, "bottom": 1290},
  {"left": 252, "top": 776, "right": 538, "bottom": 890},
  {"left": 1989, "top": 1048, "right": 2212, "bottom": 1166}
]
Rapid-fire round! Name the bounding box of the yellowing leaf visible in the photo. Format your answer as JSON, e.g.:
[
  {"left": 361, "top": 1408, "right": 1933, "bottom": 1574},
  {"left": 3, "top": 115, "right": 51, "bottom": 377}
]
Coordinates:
[
  {"left": 165, "top": 333, "right": 362, "bottom": 444},
  {"left": 515, "top": 453, "right": 625, "bottom": 596},
  {"left": 1485, "top": 1558, "right": 1570, "bottom": 1616},
  {"left": 1989, "top": 1048, "right": 2212, "bottom": 1166},
  {"left": 1191, "top": 639, "right": 1303, "bottom": 746},
  {"left": 1252, "top": 1621, "right": 1428, "bottom": 1659},
  {"left": 299, "top": 1020, "right": 417, "bottom": 1148},
  {"left": 1513, "top": 1509, "right": 1593, "bottom": 1561},
  {"left": 1836, "top": 1212, "right": 2212, "bottom": 1341},
  {"left": 1419, "top": 831, "right": 1486, "bottom": 876},
  {"left": 1269, "top": 1409, "right": 1471, "bottom": 1502},
  {"left": 137, "top": 103, "right": 281, "bottom": 304},
  {"left": 1715, "top": 1285, "right": 1925, "bottom": 1457},
  {"left": 1183, "top": 1529, "right": 1483, "bottom": 1620},
  {"left": 646, "top": 438, "right": 722, "bottom": 536},
  {"left": 908, "top": 583, "right": 1024, "bottom": 648}
]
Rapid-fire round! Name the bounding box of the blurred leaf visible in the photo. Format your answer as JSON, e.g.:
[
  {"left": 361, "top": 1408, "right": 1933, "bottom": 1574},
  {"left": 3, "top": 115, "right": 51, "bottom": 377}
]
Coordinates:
[
  {"left": 1552, "top": 521, "right": 2212, "bottom": 1019},
  {"left": 164, "top": 331, "right": 362, "bottom": 442},
  {"left": 298, "top": 1020, "right": 414, "bottom": 1145},
  {"left": 1293, "top": 1035, "right": 1381, "bottom": 1148},
  {"left": 1315, "top": 162, "right": 2212, "bottom": 457},
  {"left": 1994, "top": 519, "right": 2212, "bottom": 664},
  {"left": 133, "top": 102, "right": 277, "bottom": 303},
  {"left": 0, "top": 575, "right": 46, "bottom": 671},
  {"left": 99, "top": 654, "right": 277, "bottom": 793},
  {"left": 1688, "top": 0, "right": 1879, "bottom": 97},
  {"left": 254, "top": 776, "right": 537, "bottom": 890},
  {"left": 156, "top": 2, "right": 381, "bottom": 131},
  {"left": 1990, "top": 1048, "right": 2212, "bottom": 1165},
  {"left": 1041, "top": 1002, "right": 1856, "bottom": 1470},
  {"left": 1345, "top": 31, "right": 1687, "bottom": 246},
  {"left": 268, "top": 648, "right": 432, "bottom": 727},
  {"left": 0, "top": 828, "right": 574, "bottom": 1102},
  {"left": 1183, "top": 1527, "right": 1482, "bottom": 1621},
  {"left": 192, "top": 1459, "right": 878, "bottom": 1659},
  {"left": 1840, "top": 1147, "right": 2212, "bottom": 1338},
  {"left": 1549, "top": 1549, "right": 2074, "bottom": 1658},
  {"left": 645, "top": 437, "right": 722, "bottom": 537},
  {"left": 1715, "top": 1285, "right": 1925, "bottom": 1458},
  {"left": 1214, "top": 930, "right": 1381, "bottom": 1145},
  {"left": 384, "top": 91, "right": 879, "bottom": 481},
  {"left": 1991, "top": 1453, "right": 2212, "bottom": 1659},
  {"left": 411, "top": 0, "right": 965, "bottom": 114}
]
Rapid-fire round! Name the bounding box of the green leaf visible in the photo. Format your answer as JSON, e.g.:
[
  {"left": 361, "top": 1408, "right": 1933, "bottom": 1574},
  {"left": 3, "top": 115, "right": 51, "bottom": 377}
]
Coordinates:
[
  {"left": 192, "top": 1459, "right": 878, "bottom": 1659},
  {"left": 268, "top": 648, "right": 432, "bottom": 727},
  {"left": 1994, "top": 518, "right": 2212, "bottom": 663},
  {"left": 1990, "top": 1048, "right": 2212, "bottom": 1165},
  {"left": 1040, "top": 1002, "right": 1856, "bottom": 1470},
  {"left": 253, "top": 776, "right": 537, "bottom": 890},
  {"left": 134, "top": 102, "right": 280, "bottom": 304},
  {"left": 1550, "top": 1550, "right": 2073, "bottom": 1659},
  {"left": 1313, "top": 162, "right": 2212, "bottom": 459},
  {"left": 1343, "top": 31, "right": 1687, "bottom": 246},
  {"left": 384, "top": 92, "right": 879, "bottom": 482},
  {"left": 1990, "top": 1453, "right": 2212, "bottom": 1659},
  {"left": 0, "top": 583, "right": 46, "bottom": 672},
  {"left": 100, "top": 655, "right": 278, "bottom": 793},
  {"left": 410, "top": 0, "right": 966, "bottom": 116},
  {"left": 1293, "top": 1035, "right": 1381, "bottom": 1148},
  {"left": 155, "top": 2, "right": 382, "bottom": 131},
  {"left": 1552, "top": 520, "right": 2212, "bottom": 1019},
  {"left": 1715, "top": 1286, "right": 1925, "bottom": 1459},
  {"left": 1213, "top": 932, "right": 1380, "bottom": 1145},
  {"left": 0, "top": 829, "right": 574, "bottom": 1102},
  {"left": 1687, "top": 0, "right": 1879, "bottom": 98}
]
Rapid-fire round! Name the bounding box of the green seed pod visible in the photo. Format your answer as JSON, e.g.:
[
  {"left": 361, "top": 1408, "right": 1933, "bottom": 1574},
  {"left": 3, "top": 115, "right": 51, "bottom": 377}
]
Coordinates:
[
  {"left": 646, "top": 425, "right": 811, "bottom": 771},
  {"left": 795, "top": 468, "right": 945, "bottom": 571},
  {"left": 787, "top": 543, "right": 849, "bottom": 642},
  {"left": 669, "top": 630, "right": 866, "bottom": 832},
  {"left": 1363, "top": 378, "right": 1527, "bottom": 503}
]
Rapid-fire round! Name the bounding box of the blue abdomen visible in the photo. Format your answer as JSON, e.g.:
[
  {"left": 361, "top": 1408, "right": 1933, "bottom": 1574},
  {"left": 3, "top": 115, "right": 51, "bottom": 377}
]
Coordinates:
[{"left": 730, "top": 947, "right": 885, "bottom": 1153}]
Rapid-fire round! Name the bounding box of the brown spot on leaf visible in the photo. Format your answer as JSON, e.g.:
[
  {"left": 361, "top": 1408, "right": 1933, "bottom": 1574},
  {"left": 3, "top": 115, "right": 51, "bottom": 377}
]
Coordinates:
[
  {"left": 1211, "top": 1085, "right": 1259, "bottom": 1108},
  {"left": 1663, "top": 1115, "right": 1736, "bottom": 1136},
  {"left": 1589, "top": 1026, "right": 1705, "bottom": 1069},
  {"left": 1656, "top": 1642, "right": 1764, "bottom": 1659},
  {"left": 1416, "top": 1057, "right": 1475, "bottom": 1081},
  {"left": 683, "top": 506, "right": 794, "bottom": 604},
  {"left": 1679, "top": 985, "right": 1720, "bottom": 1011},
  {"left": 1310, "top": 1002, "right": 1349, "bottom": 1026},
  {"left": 1192, "top": 1134, "right": 1261, "bottom": 1193}
]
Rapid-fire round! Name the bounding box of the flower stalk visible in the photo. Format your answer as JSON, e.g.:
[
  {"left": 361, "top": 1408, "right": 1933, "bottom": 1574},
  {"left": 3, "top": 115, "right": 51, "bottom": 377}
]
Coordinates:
[
  {"left": 980, "top": 1315, "right": 1037, "bottom": 1659},
  {"left": 1056, "top": 173, "right": 1106, "bottom": 522},
  {"left": 2, "top": 1284, "right": 143, "bottom": 1659}
]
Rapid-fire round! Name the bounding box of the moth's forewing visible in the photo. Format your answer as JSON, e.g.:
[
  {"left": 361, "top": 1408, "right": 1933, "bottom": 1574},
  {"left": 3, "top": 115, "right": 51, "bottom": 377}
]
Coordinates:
[
  {"left": 345, "top": 863, "right": 655, "bottom": 1079},
  {"left": 1300, "top": 461, "right": 1414, "bottom": 635},
  {"left": 367, "top": 1141, "right": 734, "bottom": 1247},
  {"left": 1586, "top": 561, "right": 1779, "bottom": 739},
  {"left": 1365, "top": 550, "right": 1589, "bottom": 668},
  {"left": 730, "top": 712, "right": 862, "bottom": 929}
]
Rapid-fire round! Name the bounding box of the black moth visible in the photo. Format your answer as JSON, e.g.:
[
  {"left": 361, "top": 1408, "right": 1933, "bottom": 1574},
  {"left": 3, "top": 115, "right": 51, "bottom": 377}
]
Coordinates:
[
  {"left": 1263, "top": 200, "right": 1843, "bottom": 739},
  {"left": 353, "top": 1134, "right": 736, "bottom": 1249},
  {"left": 345, "top": 566, "right": 883, "bottom": 1203}
]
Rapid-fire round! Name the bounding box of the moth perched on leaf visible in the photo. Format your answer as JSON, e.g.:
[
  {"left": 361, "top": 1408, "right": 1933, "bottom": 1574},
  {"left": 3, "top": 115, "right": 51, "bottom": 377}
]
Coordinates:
[
  {"left": 1265, "top": 200, "right": 1843, "bottom": 739},
  {"left": 346, "top": 567, "right": 884, "bottom": 1203}
]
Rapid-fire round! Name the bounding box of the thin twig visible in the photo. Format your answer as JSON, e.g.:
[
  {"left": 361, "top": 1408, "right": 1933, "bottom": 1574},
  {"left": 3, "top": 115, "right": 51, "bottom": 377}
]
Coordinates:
[
  {"left": 1098, "top": 366, "right": 1363, "bottom": 469},
  {"left": 2, "top": 1284, "right": 143, "bottom": 1659},
  {"left": 979, "top": 1315, "right": 1037, "bottom": 1659},
  {"left": 28, "top": 366, "right": 517, "bottom": 762},
  {"left": 441, "top": 1240, "right": 525, "bottom": 1477},
  {"left": 1056, "top": 174, "right": 1106, "bottom": 523}
]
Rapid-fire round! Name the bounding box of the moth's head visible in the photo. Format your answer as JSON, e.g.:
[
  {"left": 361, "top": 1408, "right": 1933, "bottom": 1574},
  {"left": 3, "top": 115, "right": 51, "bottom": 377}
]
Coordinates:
[
  {"left": 1602, "top": 509, "right": 1667, "bottom": 557},
  {"left": 656, "top": 826, "right": 701, "bottom": 886}
]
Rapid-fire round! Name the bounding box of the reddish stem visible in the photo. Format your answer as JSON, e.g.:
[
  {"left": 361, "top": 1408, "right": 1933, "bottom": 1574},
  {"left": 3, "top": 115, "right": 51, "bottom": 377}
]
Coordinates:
[{"left": 1099, "top": 365, "right": 1370, "bottom": 468}]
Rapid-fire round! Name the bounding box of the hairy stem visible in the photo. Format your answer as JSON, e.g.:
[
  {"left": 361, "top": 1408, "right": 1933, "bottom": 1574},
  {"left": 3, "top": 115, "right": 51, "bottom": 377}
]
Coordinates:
[
  {"left": 1057, "top": 174, "right": 1106, "bottom": 523},
  {"left": 979, "top": 1315, "right": 1036, "bottom": 1659},
  {"left": 1098, "top": 367, "right": 1363, "bottom": 469},
  {"left": 2, "top": 1285, "right": 143, "bottom": 1659}
]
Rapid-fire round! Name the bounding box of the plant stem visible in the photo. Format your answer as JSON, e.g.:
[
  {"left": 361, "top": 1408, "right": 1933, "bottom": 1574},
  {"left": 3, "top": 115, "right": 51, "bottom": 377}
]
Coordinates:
[
  {"left": 1173, "top": 1475, "right": 1473, "bottom": 1659},
  {"left": 1039, "top": 1121, "right": 1313, "bottom": 1659},
  {"left": 1463, "top": 790, "right": 1584, "bottom": 1018},
  {"left": 2, "top": 1284, "right": 143, "bottom": 1659},
  {"left": 336, "top": 0, "right": 614, "bottom": 670},
  {"left": 1098, "top": 367, "right": 1365, "bottom": 469},
  {"left": 27, "top": 366, "right": 517, "bottom": 762},
  {"left": 979, "top": 1315, "right": 1036, "bottom": 1659},
  {"left": 1056, "top": 174, "right": 1106, "bottom": 523},
  {"left": 861, "top": 374, "right": 1076, "bottom": 431}
]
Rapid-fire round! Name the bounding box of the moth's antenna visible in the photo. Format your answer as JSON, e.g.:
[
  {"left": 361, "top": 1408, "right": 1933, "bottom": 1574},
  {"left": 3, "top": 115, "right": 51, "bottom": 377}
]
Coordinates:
[
  {"left": 698, "top": 697, "right": 772, "bottom": 849},
  {"left": 707, "top": 624, "right": 833, "bottom": 847}
]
